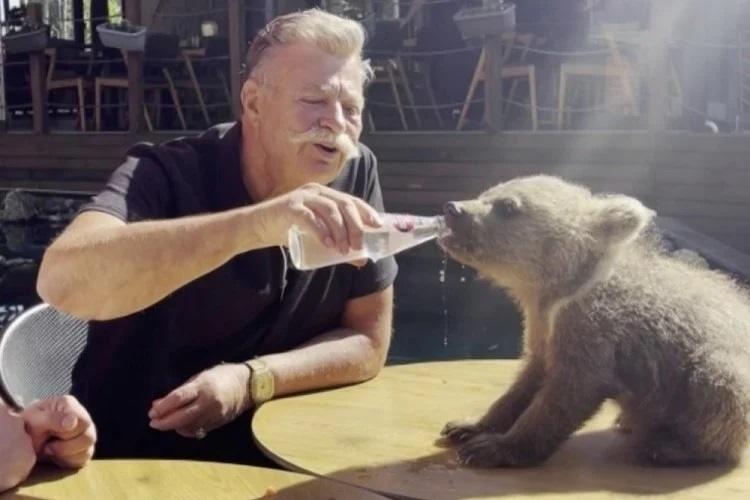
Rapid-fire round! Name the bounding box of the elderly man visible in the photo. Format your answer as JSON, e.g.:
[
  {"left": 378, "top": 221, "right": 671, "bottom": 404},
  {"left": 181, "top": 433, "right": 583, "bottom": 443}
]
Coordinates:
[
  {"left": 0, "top": 395, "right": 96, "bottom": 492},
  {"left": 35, "top": 9, "right": 398, "bottom": 465}
]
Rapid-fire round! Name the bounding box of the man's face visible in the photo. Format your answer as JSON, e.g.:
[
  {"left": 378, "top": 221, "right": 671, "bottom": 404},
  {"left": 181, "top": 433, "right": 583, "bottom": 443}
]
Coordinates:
[{"left": 245, "top": 42, "right": 365, "bottom": 189}]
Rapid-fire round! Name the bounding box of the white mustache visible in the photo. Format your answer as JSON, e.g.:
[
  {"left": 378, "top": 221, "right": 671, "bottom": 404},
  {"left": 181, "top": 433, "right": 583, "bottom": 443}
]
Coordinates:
[{"left": 289, "top": 128, "right": 360, "bottom": 161}]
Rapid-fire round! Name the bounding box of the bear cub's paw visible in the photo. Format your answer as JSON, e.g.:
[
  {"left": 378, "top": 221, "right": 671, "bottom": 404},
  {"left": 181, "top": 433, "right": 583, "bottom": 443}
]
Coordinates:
[
  {"left": 439, "top": 419, "right": 486, "bottom": 446},
  {"left": 456, "top": 433, "right": 542, "bottom": 468}
]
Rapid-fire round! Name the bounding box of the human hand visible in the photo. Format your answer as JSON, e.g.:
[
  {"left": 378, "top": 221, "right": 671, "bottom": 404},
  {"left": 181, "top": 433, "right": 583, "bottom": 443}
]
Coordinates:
[
  {"left": 253, "top": 183, "right": 383, "bottom": 266},
  {"left": 0, "top": 406, "right": 36, "bottom": 492},
  {"left": 148, "top": 363, "right": 251, "bottom": 439},
  {"left": 21, "top": 395, "right": 97, "bottom": 469}
]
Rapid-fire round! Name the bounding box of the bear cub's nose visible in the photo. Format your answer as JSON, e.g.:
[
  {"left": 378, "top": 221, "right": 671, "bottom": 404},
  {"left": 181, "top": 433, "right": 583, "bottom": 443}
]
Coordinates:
[{"left": 444, "top": 202, "right": 463, "bottom": 217}]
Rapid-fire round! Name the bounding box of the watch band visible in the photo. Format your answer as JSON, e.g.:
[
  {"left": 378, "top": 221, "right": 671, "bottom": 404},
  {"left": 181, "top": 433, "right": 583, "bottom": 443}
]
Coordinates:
[{"left": 244, "top": 358, "right": 275, "bottom": 406}]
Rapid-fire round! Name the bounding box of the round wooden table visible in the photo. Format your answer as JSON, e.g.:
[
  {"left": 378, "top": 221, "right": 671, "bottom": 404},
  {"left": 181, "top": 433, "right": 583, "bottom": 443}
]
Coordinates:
[
  {"left": 253, "top": 360, "right": 750, "bottom": 499},
  {"left": 2, "top": 459, "right": 387, "bottom": 499}
]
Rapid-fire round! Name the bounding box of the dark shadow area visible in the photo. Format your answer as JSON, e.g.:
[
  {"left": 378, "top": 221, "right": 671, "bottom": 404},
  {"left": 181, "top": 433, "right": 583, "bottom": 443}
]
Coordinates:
[
  {"left": 295, "top": 430, "right": 738, "bottom": 500},
  {"left": 0, "top": 464, "right": 79, "bottom": 499},
  {"left": 255, "top": 475, "right": 391, "bottom": 500}
]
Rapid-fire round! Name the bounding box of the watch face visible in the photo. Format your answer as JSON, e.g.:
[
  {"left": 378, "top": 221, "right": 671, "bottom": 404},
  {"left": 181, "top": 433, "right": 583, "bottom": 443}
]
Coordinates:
[{"left": 252, "top": 365, "right": 274, "bottom": 403}]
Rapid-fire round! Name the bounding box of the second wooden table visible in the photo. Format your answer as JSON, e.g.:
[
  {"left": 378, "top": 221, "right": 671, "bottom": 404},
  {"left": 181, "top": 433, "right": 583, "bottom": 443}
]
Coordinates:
[{"left": 253, "top": 359, "right": 750, "bottom": 499}]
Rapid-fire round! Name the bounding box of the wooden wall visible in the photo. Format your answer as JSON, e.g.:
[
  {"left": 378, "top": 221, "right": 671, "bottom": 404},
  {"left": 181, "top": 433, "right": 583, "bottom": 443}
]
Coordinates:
[{"left": 1, "top": 130, "right": 749, "bottom": 361}]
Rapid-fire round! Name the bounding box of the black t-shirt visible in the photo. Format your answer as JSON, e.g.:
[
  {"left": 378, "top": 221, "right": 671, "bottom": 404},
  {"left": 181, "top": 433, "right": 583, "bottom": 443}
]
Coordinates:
[{"left": 70, "top": 121, "right": 398, "bottom": 463}]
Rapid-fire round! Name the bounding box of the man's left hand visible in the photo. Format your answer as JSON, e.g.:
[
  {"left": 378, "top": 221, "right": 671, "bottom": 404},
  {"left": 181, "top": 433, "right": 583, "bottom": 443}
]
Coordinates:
[{"left": 148, "top": 363, "right": 252, "bottom": 439}]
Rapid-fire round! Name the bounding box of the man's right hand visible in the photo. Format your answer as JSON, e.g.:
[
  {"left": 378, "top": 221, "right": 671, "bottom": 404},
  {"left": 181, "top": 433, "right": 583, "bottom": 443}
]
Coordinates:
[{"left": 253, "top": 183, "right": 384, "bottom": 258}]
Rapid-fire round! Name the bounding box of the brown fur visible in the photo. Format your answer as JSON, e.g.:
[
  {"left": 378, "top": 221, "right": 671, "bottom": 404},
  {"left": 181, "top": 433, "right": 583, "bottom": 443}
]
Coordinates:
[{"left": 437, "top": 175, "right": 750, "bottom": 468}]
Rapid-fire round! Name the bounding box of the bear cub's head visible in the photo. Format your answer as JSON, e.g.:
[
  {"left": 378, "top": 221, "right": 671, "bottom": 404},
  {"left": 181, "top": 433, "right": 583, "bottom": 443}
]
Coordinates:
[{"left": 438, "top": 175, "right": 655, "bottom": 299}]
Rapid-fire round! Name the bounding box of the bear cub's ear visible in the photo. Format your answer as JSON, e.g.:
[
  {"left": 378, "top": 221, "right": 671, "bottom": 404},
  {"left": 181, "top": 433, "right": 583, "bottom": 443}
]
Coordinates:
[{"left": 590, "top": 194, "right": 655, "bottom": 249}]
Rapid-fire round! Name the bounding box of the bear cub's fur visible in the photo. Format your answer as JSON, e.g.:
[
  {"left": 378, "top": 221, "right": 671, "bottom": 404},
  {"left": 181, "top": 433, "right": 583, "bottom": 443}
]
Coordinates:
[{"left": 437, "top": 175, "right": 750, "bottom": 468}]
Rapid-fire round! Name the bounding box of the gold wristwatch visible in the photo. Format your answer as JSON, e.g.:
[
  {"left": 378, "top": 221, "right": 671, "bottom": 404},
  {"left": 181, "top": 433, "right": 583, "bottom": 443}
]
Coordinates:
[{"left": 244, "top": 358, "right": 275, "bottom": 406}]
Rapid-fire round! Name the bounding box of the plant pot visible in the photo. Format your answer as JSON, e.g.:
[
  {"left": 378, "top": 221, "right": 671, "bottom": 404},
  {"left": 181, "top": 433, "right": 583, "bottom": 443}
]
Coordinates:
[
  {"left": 96, "top": 22, "right": 147, "bottom": 52},
  {"left": 2, "top": 26, "right": 49, "bottom": 54},
  {"left": 453, "top": 3, "right": 516, "bottom": 41}
]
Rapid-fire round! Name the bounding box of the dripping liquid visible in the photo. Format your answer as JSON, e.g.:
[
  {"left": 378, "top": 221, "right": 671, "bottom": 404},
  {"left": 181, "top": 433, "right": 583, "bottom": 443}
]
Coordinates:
[{"left": 440, "top": 251, "right": 449, "bottom": 348}]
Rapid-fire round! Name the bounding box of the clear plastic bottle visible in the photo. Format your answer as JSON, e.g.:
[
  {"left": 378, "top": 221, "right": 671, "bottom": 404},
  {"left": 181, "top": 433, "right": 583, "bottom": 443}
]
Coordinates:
[{"left": 288, "top": 213, "right": 447, "bottom": 270}]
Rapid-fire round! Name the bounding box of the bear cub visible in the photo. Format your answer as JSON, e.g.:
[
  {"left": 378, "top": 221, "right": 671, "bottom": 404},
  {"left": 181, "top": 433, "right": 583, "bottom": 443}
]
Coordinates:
[{"left": 437, "top": 175, "right": 750, "bottom": 468}]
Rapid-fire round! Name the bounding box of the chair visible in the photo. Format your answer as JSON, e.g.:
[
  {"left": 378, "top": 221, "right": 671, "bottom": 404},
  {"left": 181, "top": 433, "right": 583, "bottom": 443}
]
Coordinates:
[
  {"left": 45, "top": 43, "right": 94, "bottom": 132},
  {"left": 456, "top": 32, "right": 539, "bottom": 131},
  {"left": 0, "top": 303, "right": 88, "bottom": 409},
  {"left": 556, "top": 21, "right": 641, "bottom": 130},
  {"left": 177, "top": 36, "right": 232, "bottom": 127},
  {"left": 94, "top": 32, "right": 187, "bottom": 131},
  {"left": 365, "top": 20, "right": 421, "bottom": 130}
]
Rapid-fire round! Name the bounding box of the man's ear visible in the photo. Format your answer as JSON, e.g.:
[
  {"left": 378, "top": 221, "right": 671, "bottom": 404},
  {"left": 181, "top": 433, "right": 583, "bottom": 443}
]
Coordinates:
[
  {"left": 590, "top": 194, "right": 655, "bottom": 248},
  {"left": 240, "top": 79, "right": 262, "bottom": 123}
]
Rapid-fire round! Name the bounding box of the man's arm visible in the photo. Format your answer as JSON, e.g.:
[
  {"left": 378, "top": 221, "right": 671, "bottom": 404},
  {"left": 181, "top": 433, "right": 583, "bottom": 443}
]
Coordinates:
[
  {"left": 36, "top": 208, "right": 263, "bottom": 321},
  {"left": 37, "top": 183, "right": 383, "bottom": 321},
  {"left": 257, "top": 284, "right": 394, "bottom": 396},
  {"left": 147, "top": 285, "right": 394, "bottom": 435}
]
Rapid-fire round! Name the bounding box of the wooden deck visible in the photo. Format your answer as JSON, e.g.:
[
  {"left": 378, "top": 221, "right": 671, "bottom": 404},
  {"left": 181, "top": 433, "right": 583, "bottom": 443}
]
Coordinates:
[
  {"left": 1, "top": 130, "right": 747, "bottom": 249},
  {"left": 1, "top": 129, "right": 748, "bottom": 361}
]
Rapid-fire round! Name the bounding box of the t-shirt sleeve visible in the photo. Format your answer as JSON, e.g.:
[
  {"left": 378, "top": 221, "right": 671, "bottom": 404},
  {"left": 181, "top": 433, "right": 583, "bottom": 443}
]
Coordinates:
[
  {"left": 77, "top": 143, "right": 173, "bottom": 223},
  {"left": 348, "top": 146, "right": 399, "bottom": 298}
]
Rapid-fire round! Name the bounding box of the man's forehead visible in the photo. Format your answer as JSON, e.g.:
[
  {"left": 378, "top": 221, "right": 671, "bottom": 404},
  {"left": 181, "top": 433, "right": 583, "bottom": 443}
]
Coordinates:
[
  {"left": 271, "top": 44, "right": 363, "bottom": 84},
  {"left": 302, "top": 80, "right": 362, "bottom": 95},
  {"left": 298, "top": 72, "right": 365, "bottom": 107}
]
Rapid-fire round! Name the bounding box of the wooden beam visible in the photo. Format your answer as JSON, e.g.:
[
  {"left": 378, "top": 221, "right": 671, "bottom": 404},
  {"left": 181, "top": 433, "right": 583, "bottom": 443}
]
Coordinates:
[
  {"left": 0, "top": 33, "right": 6, "bottom": 132},
  {"left": 228, "top": 0, "right": 246, "bottom": 119},
  {"left": 29, "top": 51, "right": 48, "bottom": 134},
  {"left": 124, "top": 0, "right": 144, "bottom": 133},
  {"left": 484, "top": 38, "right": 504, "bottom": 132},
  {"left": 125, "top": 0, "right": 141, "bottom": 22},
  {"left": 648, "top": 0, "right": 669, "bottom": 132},
  {"left": 126, "top": 52, "right": 145, "bottom": 133},
  {"left": 72, "top": 0, "right": 85, "bottom": 45},
  {"left": 23, "top": 2, "right": 48, "bottom": 134}
]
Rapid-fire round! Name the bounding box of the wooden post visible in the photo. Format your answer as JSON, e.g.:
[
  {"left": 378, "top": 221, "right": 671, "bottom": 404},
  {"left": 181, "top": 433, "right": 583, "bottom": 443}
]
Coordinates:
[
  {"left": 29, "top": 51, "right": 48, "bottom": 134},
  {"left": 0, "top": 29, "right": 7, "bottom": 132},
  {"left": 27, "top": 3, "right": 47, "bottom": 134},
  {"left": 124, "top": 0, "right": 144, "bottom": 133},
  {"left": 484, "top": 37, "right": 504, "bottom": 132},
  {"left": 127, "top": 52, "right": 144, "bottom": 133},
  {"left": 647, "top": 0, "right": 669, "bottom": 132},
  {"left": 124, "top": 0, "right": 141, "bottom": 25},
  {"left": 73, "top": 0, "right": 85, "bottom": 45},
  {"left": 228, "top": 0, "right": 246, "bottom": 119}
]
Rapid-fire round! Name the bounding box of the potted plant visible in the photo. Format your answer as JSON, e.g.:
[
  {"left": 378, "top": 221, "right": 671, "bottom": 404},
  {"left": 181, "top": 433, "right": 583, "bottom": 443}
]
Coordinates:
[
  {"left": 453, "top": 0, "right": 516, "bottom": 41},
  {"left": 96, "top": 19, "right": 147, "bottom": 52},
  {"left": 2, "top": 5, "right": 50, "bottom": 55},
  {"left": 2, "top": 25, "right": 49, "bottom": 54}
]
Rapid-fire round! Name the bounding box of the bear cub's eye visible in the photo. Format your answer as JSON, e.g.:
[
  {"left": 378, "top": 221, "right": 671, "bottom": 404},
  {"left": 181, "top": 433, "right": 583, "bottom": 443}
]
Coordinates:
[{"left": 493, "top": 198, "right": 520, "bottom": 217}]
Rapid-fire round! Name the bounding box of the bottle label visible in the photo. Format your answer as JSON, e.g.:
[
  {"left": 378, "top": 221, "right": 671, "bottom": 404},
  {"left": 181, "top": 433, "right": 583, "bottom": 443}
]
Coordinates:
[
  {"left": 392, "top": 215, "right": 416, "bottom": 233},
  {"left": 385, "top": 214, "right": 444, "bottom": 234}
]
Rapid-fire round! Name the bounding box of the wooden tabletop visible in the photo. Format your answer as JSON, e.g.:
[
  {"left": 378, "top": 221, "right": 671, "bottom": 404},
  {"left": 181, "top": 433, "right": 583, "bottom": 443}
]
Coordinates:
[
  {"left": 1, "top": 459, "right": 387, "bottom": 499},
  {"left": 253, "top": 360, "right": 750, "bottom": 500}
]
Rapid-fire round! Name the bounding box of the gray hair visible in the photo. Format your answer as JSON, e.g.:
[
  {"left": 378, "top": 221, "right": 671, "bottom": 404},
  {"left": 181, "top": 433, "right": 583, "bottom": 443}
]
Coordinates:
[{"left": 244, "top": 8, "right": 373, "bottom": 86}]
